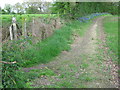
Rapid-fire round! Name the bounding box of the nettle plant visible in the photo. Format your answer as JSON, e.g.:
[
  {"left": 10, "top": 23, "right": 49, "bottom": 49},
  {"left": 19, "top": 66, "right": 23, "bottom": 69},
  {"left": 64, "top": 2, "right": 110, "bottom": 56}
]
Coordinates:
[{"left": 2, "top": 39, "right": 33, "bottom": 88}]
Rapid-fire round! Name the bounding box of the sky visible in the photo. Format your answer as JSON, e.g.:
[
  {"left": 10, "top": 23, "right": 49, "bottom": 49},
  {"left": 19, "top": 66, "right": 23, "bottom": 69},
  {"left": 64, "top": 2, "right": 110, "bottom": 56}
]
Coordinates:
[
  {"left": 0, "top": 0, "right": 54, "bottom": 9},
  {"left": 0, "top": 0, "right": 119, "bottom": 9},
  {"left": 0, "top": 0, "right": 24, "bottom": 9}
]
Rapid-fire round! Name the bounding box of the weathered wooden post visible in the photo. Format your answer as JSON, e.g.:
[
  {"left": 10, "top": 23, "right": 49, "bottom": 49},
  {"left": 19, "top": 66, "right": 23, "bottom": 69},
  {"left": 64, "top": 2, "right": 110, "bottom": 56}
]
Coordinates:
[
  {"left": 22, "top": 17, "right": 27, "bottom": 38},
  {"left": 24, "top": 18, "right": 27, "bottom": 38},
  {"left": 50, "top": 13, "right": 52, "bottom": 17},
  {"left": 12, "top": 17, "right": 17, "bottom": 40},
  {"left": 32, "top": 17, "right": 35, "bottom": 37},
  {"left": 57, "top": 12, "right": 60, "bottom": 17},
  {"left": 9, "top": 17, "right": 17, "bottom": 40},
  {"left": 9, "top": 26, "right": 13, "bottom": 40}
]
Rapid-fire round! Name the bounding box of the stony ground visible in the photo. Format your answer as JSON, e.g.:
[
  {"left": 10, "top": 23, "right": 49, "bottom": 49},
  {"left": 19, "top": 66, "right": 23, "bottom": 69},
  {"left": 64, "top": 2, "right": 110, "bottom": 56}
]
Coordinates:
[{"left": 23, "top": 16, "right": 118, "bottom": 88}]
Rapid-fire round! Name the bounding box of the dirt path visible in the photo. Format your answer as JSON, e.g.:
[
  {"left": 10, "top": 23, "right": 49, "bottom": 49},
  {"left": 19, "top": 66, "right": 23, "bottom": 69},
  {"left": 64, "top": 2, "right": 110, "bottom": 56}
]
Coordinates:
[{"left": 23, "top": 16, "right": 118, "bottom": 88}]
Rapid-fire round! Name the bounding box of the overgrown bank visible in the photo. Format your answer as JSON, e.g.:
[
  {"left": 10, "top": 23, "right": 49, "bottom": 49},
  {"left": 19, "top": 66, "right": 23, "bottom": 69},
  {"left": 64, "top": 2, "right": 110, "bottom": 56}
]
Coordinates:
[{"left": 2, "top": 16, "right": 93, "bottom": 88}]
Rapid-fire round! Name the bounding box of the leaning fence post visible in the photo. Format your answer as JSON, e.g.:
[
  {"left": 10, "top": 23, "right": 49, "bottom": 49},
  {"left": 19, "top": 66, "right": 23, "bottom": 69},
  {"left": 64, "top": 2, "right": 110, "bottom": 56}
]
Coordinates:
[
  {"left": 12, "top": 17, "right": 17, "bottom": 40},
  {"left": 9, "top": 26, "right": 13, "bottom": 40},
  {"left": 24, "top": 18, "right": 27, "bottom": 38},
  {"left": 22, "top": 17, "right": 27, "bottom": 38},
  {"left": 32, "top": 17, "right": 35, "bottom": 37},
  {"left": 57, "top": 12, "right": 59, "bottom": 17},
  {"left": 13, "top": 23, "right": 17, "bottom": 40}
]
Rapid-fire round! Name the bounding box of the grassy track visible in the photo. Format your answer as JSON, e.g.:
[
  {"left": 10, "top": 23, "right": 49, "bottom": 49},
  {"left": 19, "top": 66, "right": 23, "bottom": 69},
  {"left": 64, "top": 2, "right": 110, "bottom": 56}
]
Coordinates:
[
  {"left": 26, "top": 16, "right": 118, "bottom": 88},
  {"left": 25, "top": 16, "right": 105, "bottom": 88}
]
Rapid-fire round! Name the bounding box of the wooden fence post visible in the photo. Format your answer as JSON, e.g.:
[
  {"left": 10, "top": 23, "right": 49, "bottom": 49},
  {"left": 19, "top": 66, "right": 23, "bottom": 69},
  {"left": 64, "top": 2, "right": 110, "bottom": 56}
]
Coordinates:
[
  {"left": 32, "top": 17, "right": 35, "bottom": 37},
  {"left": 13, "top": 23, "right": 17, "bottom": 40},
  {"left": 9, "top": 26, "right": 13, "bottom": 40},
  {"left": 24, "top": 18, "right": 27, "bottom": 38},
  {"left": 22, "top": 17, "right": 27, "bottom": 38},
  {"left": 9, "top": 17, "right": 17, "bottom": 40},
  {"left": 58, "top": 12, "right": 59, "bottom": 17}
]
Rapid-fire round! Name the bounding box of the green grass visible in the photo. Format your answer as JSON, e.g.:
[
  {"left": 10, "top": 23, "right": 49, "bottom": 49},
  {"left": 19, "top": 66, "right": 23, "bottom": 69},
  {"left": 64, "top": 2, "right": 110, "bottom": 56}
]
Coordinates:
[
  {"left": 30, "top": 68, "right": 55, "bottom": 77},
  {"left": 30, "top": 55, "right": 95, "bottom": 88},
  {"left": 103, "top": 16, "right": 118, "bottom": 61},
  {"left": 78, "top": 73, "right": 95, "bottom": 81}
]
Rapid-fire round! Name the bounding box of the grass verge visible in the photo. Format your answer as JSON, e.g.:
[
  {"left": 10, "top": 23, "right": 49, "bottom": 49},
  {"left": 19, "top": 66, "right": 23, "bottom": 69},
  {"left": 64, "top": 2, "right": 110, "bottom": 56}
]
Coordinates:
[{"left": 103, "top": 16, "right": 118, "bottom": 62}]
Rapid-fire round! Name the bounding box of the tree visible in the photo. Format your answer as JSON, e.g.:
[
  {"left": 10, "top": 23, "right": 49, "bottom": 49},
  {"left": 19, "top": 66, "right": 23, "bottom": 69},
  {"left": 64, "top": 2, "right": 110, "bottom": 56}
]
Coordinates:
[
  {"left": 51, "top": 2, "right": 75, "bottom": 18},
  {"left": 1, "top": 9, "right": 7, "bottom": 14},
  {"left": 23, "top": 2, "right": 42, "bottom": 14},
  {"left": 13, "top": 3, "right": 24, "bottom": 14},
  {"left": 42, "top": 2, "right": 52, "bottom": 13},
  {"left": 26, "top": 6, "right": 40, "bottom": 14},
  {"left": 4, "top": 4, "right": 12, "bottom": 14},
  {"left": 51, "top": 2, "right": 118, "bottom": 19}
]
